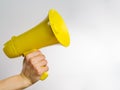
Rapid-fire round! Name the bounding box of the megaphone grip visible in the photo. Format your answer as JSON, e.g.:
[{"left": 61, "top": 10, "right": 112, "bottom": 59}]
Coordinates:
[
  {"left": 23, "top": 49, "right": 48, "bottom": 81},
  {"left": 40, "top": 72, "right": 48, "bottom": 80}
]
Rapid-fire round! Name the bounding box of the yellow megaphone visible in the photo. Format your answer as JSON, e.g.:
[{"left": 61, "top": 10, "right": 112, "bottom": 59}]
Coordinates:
[{"left": 3, "top": 9, "right": 70, "bottom": 80}]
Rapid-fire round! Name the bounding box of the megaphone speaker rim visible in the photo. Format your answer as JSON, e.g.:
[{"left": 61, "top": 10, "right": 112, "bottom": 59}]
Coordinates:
[{"left": 48, "top": 9, "right": 70, "bottom": 47}]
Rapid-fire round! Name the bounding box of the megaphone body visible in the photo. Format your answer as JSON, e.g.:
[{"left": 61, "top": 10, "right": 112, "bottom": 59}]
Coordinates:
[{"left": 3, "top": 9, "right": 70, "bottom": 80}]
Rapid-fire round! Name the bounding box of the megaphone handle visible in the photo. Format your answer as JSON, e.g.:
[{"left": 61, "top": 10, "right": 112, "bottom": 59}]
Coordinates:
[{"left": 23, "top": 49, "right": 48, "bottom": 81}]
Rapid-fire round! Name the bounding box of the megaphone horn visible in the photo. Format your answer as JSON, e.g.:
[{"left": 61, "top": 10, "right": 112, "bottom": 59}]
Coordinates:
[{"left": 3, "top": 9, "right": 70, "bottom": 58}]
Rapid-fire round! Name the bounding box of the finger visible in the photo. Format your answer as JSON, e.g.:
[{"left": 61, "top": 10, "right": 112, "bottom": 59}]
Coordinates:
[
  {"left": 42, "top": 66, "right": 49, "bottom": 72},
  {"left": 36, "top": 66, "right": 49, "bottom": 76},
  {"left": 28, "top": 55, "right": 46, "bottom": 65},
  {"left": 31, "top": 60, "right": 48, "bottom": 71},
  {"left": 39, "top": 60, "right": 48, "bottom": 67},
  {"left": 25, "top": 50, "right": 43, "bottom": 60}
]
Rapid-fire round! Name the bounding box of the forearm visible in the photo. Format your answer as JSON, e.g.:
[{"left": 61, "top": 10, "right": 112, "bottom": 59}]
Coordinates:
[
  {"left": 0, "top": 74, "right": 32, "bottom": 90},
  {"left": 0, "top": 50, "right": 48, "bottom": 90}
]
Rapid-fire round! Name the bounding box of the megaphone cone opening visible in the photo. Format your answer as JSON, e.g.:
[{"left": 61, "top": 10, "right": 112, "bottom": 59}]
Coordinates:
[{"left": 48, "top": 9, "right": 70, "bottom": 47}]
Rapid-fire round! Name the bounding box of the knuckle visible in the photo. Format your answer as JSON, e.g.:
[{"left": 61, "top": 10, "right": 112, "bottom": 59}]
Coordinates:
[
  {"left": 43, "top": 59, "right": 47, "bottom": 63},
  {"left": 41, "top": 55, "right": 46, "bottom": 59},
  {"left": 46, "top": 66, "right": 49, "bottom": 71},
  {"left": 43, "top": 60, "right": 48, "bottom": 65},
  {"left": 36, "top": 66, "right": 49, "bottom": 76},
  {"left": 43, "top": 66, "right": 49, "bottom": 72},
  {"left": 36, "top": 54, "right": 45, "bottom": 58},
  {"left": 40, "top": 60, "right": 47, "bottom": 66}
]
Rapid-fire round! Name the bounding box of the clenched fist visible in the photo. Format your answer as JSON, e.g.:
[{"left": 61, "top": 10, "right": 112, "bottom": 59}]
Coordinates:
[{"left": 21, "top": 50, "right": 49, "bottom": 84}]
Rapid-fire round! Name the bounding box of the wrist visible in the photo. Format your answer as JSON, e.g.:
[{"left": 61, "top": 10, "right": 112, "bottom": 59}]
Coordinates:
[
  {"left": 0, "top": 74, "right": 32, "bottom": 90},
  {"left": 19, "top": 73, "right": 32, "bottom": 88}
]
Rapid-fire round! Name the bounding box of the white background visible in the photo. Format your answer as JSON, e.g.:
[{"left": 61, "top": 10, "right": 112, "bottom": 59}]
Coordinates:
[{"left": 0, "top": 0, "right": 120, "bottom": 90}]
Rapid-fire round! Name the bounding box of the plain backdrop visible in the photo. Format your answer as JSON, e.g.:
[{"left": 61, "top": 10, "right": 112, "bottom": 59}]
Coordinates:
[{"left": 0, "top": 0, "right": 120, "bottom": 90}]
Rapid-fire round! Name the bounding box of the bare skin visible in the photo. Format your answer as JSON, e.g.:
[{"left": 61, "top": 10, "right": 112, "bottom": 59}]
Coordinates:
[{"left": 0, "top": 50, "right": 49, "bottom": 90}]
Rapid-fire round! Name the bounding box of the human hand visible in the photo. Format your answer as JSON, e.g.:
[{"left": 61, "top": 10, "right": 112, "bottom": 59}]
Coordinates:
[{"left": 21, "top": 50, "right": 49, "bottom": 84}]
